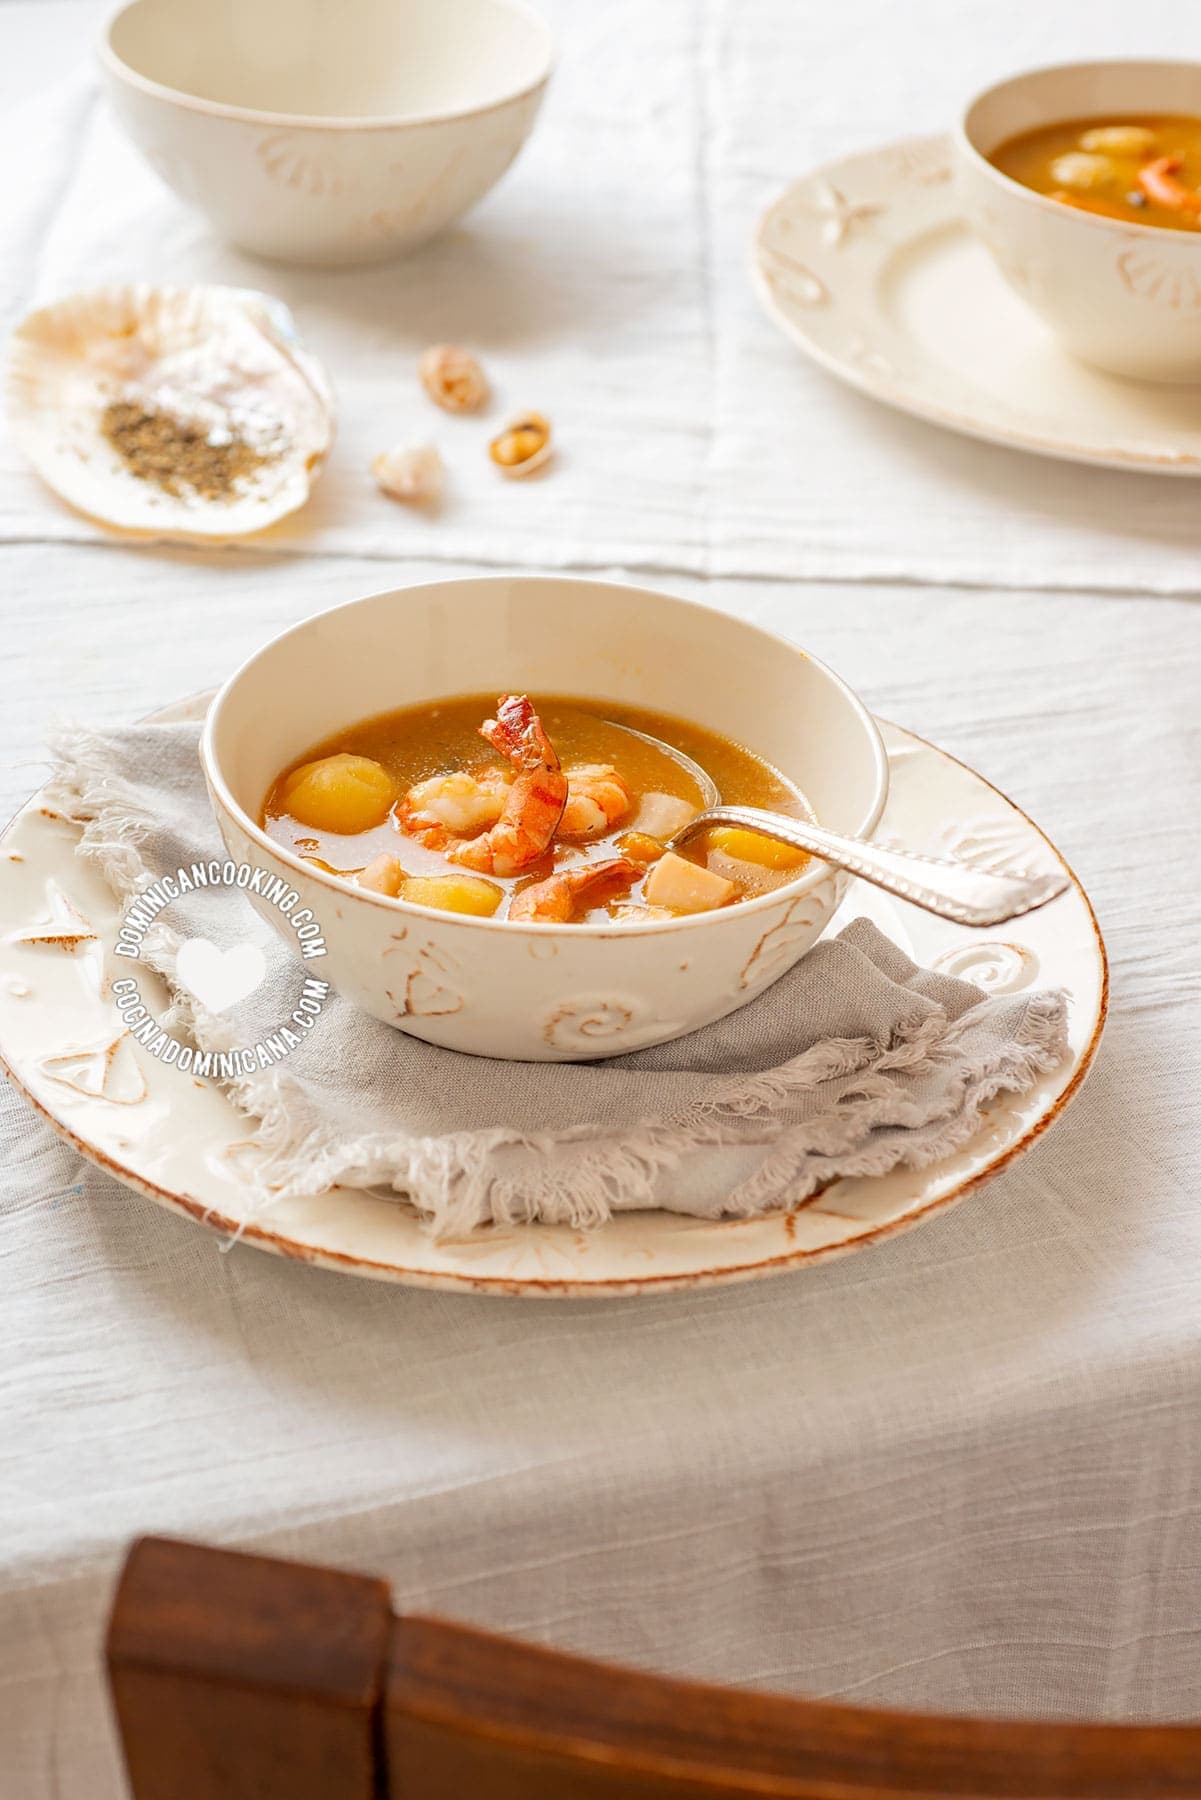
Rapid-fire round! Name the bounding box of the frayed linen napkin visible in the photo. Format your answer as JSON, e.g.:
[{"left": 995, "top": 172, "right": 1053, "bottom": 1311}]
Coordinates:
[{"left": 52, "top": 722, "right": 1070, "bottom": 1238}]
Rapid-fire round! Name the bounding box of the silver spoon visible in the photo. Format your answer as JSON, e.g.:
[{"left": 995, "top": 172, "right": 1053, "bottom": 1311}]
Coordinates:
[
  {"left": 669, "top": 804, "right": 1068, "bottom": 928},
  {"left": 606, "top": 723, "right": 1069, "bottom": 929}
]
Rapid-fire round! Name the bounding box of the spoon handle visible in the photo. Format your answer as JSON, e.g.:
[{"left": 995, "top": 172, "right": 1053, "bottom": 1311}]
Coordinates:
[{"left": 668, "top": 806, "right": 1070, "bottom": 928}]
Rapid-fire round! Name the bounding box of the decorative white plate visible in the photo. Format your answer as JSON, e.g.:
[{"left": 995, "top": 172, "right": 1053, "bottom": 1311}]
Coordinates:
[
  {"left": 754, "top": 133, "right": 1201, "bottom": 475},
  {"left": 0, "top": 699, "right": 1105, "bottom": 1297}
]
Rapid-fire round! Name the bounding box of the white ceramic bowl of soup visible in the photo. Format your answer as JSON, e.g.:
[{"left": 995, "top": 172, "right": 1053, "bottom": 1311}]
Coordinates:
[
  {"left": 201, "top": 577, "right": 889, "bottom": 1061},
  {"left": 100, "top": 0, "right": 554, "bottom": 265},
  {"left": 957, "top": 61, "right": 1201, "bottom": 380}
]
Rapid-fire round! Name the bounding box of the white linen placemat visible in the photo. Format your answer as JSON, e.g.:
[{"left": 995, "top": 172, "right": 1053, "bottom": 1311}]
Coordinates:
[
  {"left": 0, "top": 0, "right": 713, "bottom": 574},
  {"left": 6, "top": 0, "right": 1201, "bottom": 592}
]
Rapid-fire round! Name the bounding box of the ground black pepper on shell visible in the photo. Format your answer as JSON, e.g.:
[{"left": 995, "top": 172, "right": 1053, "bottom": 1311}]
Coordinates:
[{"left": 101, "top": 401, "right": 273, "bottom": 501}]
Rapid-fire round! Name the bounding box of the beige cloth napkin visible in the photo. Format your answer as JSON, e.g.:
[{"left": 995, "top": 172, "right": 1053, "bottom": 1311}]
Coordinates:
[{"left": 53, "top": 722, "right": 1070, "bottom": 1237}]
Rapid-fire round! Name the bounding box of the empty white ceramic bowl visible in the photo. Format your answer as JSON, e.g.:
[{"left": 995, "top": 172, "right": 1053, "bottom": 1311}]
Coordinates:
[
  {"left": 201, "top": 577, "right": 889, "bottom": 1061},
  {"left": 957, "top": 61, "right": 1201, "bottom": 381},
  {"left": 100, "top": 0, "right": 555, "bottom": 265}
]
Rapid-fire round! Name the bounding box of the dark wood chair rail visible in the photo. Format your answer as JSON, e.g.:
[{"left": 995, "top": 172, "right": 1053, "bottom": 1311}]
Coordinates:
[{"left": 106, "top": 1537, "right": 1201, "bottom": 1799}]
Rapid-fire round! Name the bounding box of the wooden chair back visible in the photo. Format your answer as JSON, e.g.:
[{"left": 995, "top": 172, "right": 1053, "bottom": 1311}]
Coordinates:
[{"left": 106, "top": 1537, "right": 1201, "bottom": 1799}]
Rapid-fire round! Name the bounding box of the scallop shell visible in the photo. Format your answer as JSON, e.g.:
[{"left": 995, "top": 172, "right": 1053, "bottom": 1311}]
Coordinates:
[{"left": 6, "top": 284, "right": 335, "bottom": 540}]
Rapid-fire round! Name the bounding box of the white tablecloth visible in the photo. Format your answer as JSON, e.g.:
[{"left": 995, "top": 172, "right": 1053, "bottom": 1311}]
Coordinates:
[
  {"left": 3, "top": 3, "right": 1201, "bottom": 1796},
  {"left": 8, "top": 0, "right": 1201, "bottom": 593}
]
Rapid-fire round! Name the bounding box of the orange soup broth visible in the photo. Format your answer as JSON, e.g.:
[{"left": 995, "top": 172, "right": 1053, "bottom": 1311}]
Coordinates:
[
  {"left": 263, "top": 695, "right": 813, "bottom": 924},
  {"left": 991, "top": 113, "right": 1201, "bottom": 231}
]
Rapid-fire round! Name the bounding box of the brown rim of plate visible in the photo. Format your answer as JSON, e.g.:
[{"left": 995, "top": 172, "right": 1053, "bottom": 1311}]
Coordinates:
[{"left": 0, "top": 715, "right": 1107, "bottom": 1298}]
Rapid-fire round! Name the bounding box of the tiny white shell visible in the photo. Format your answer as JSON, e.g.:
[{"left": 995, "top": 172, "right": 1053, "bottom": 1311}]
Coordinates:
[
  {"left": 371, "top": 441, "right": 444, "bottom": 504},
  {"left": 6, "top": 284, "right": 335, "bottom": 541}
]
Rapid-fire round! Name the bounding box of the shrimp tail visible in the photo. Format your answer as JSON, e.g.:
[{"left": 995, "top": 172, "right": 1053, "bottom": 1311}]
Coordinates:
[{"left": 480, "top": 694, "right": 549, "bottom": 770}]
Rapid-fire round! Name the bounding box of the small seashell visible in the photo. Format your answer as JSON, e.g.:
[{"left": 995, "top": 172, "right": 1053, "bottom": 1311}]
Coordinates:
[
  {"left": 6, "top": 285, "right": 334, "bottom": 540},
  {"left": 371, "top": 441, "right": 443, "bottom": 505},
  {"left": 489, "top": 411, "right": 552, "bottom": 479},
  {"left": 418, "top": 344, "right": 489, "bottom": 413},
  {"left": 1050, "top": 151, "right": 1114, "bottom": 191}
]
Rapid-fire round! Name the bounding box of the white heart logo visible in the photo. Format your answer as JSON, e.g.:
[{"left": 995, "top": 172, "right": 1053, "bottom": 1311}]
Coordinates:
[{"left": 175, "top": 938, "right": 267, "bottom": 1013}]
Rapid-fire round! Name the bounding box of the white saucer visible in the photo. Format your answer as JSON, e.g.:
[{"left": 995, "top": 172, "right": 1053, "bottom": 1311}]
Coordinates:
[
  {"left": 0, "top": 699, "right": 1106, "bottom": 1298},
  {"left": 753, "top": 133, "right": 1201, "bottom": 475}
]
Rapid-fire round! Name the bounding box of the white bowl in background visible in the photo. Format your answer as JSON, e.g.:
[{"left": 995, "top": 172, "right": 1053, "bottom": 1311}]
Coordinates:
[
  {"left": 200, "top": 577, "right": 889, "bottom": 1061},
  {"left": 957, "top": 60, "right": 1201, "bottom": 381},
  {"left": 100, "top": 0, "right": 554, "bottom": 266}
]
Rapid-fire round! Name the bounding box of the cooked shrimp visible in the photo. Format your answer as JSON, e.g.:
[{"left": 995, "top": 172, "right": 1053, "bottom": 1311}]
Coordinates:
[
  {"left": 399, "top": 695, "right": 567, "bottom": 876},
  {"left": 403, "top": 768, "right": 511, "bottom": 838},
  {"left": 509, "top": 857, "right": 639, "bottom": 923},
  {"left": 558, "top": 763, "right": 632, "bottom": 839},
  {"left": 1138, "top": 155, "right": 1201, "bottom": 214}
]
